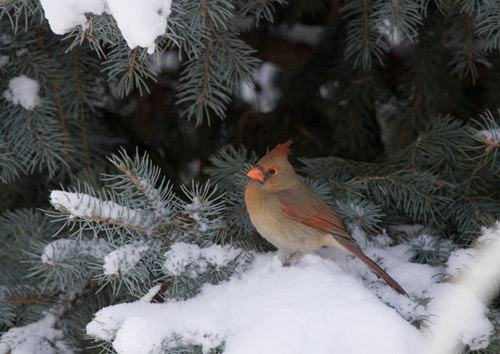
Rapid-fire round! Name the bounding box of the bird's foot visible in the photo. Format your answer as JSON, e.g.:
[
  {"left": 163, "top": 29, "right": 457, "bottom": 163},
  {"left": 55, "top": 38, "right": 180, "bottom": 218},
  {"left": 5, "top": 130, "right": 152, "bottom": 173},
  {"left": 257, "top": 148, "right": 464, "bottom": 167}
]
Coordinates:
[{"left": 283, "top": 252, "right": 299, "bottom": 267}]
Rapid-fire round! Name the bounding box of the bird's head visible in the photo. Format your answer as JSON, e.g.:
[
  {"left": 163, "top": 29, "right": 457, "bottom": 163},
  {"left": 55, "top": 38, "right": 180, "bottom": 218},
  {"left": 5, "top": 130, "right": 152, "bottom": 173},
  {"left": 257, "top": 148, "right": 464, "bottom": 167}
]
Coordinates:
[{"left": 246, "top": 140, "right": 298, "bottom": 191}]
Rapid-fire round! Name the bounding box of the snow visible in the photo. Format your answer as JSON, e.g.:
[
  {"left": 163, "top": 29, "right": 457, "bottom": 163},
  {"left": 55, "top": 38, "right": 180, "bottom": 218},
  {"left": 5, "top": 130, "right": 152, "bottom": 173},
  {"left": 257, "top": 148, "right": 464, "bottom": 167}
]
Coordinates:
[
  {"left": 151, "top": 51, "right": 181, "bottom": 72},
  {"left": 136, "top": 177, "right": 171, "bottom": 221},
  {"left": 41, "top": 238, "right": 111, "bottom": 265},
  {"left": 3, "top": 75, "right": 40, "bottom": 110},
  {"left": 184, "top": 196, "right": 210, "bottom": 232},
  {"left": 476, "top": 129, "right": 500, "bottom": 144},
  {"left": 162, "top": 242, "right": 201, "bottom": 275},
  {"left": 446, "top": 247, "right": 476, "bottom": 276},
  {"left": 103, "top": 242, "right": 150, "bottom": 276},
  {"left": 38, "top": 0, "right": 106, "bottom": 34},
  {"left": 109, "top": 0, "right": 172, "bottom": 54},
  {"left": 50, "top": 190, "right": 153, "bottom": 232},
  {"left": 39, "top": 0, "right": 172, "bottom": 54},
  {"left": 378, "top": 19, "right": 404, "bottom": 46},
  {"left": 240, "top": 62, "right": 281, "bottom": 113},
  {"left": 88, "top": 254, "right": 422, "bottom": 354},
  {"left": 162, "top": 242, "right": 241, "bottom": 276},
  {"left": 318, "top": 80, "right": 339, "bottom": 99},
  {"left": 425, "top": 284, "right": 492, "bottom": 353},
  {"left": 423, "top": 223, "right": 500, "bottom": 354},
  {"left": 0, "top": 312, "right": 73, "bottom": 354},
  {"left": 86, "top": 223, "right": 500, "bottom": 354}
]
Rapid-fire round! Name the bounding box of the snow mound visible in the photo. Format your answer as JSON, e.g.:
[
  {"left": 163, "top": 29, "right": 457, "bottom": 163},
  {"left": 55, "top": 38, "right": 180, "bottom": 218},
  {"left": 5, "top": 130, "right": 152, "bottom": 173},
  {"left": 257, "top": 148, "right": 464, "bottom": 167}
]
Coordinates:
[
  {"left": 88, "top": 254, "right": 422, "bottom": 354},
  {"left": 87, "top": 223, "right": 500, "bottom": 354}
]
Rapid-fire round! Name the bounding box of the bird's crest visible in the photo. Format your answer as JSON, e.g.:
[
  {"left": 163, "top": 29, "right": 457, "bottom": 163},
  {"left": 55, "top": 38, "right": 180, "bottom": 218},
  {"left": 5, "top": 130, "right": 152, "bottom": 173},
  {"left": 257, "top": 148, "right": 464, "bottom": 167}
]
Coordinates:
[{"left": 268, "top": 140, "right": 292, "bottom": 158}]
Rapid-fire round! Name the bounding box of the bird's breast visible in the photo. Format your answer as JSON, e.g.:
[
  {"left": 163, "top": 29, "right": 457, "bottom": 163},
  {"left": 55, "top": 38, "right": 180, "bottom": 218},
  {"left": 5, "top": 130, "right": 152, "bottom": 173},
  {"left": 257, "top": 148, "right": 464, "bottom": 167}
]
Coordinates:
[{"left": 245, "top": 185, "right": 327, "bottom": 253}]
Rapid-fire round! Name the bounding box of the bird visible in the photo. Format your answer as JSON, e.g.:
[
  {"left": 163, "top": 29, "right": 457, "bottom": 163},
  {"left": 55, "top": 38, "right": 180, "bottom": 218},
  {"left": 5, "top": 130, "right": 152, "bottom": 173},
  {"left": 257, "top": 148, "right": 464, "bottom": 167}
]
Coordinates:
[{"left": 244, "top": 140, "right": 407, "bottom": 296}]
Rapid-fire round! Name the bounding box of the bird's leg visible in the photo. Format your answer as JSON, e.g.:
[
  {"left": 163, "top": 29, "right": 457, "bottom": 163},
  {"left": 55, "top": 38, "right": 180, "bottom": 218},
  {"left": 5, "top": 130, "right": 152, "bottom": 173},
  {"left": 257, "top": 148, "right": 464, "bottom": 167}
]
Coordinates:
[{"left": 283, "top": 252, "right": 300, "bottom": 267}]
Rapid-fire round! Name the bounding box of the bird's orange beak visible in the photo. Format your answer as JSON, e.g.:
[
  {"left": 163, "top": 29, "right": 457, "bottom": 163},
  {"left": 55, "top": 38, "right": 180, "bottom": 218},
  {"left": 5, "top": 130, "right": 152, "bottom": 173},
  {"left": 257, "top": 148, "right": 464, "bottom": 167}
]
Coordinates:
[{"left": 247, "top": 167, "right": 264, "bottom": 183}]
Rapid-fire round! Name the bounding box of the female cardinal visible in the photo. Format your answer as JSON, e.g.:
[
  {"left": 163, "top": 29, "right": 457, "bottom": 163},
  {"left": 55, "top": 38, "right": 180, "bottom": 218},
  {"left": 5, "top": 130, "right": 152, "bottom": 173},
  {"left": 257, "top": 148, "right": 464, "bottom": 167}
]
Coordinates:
[{"left": 244, "top": 140, "right": 407, "bottom": 296}]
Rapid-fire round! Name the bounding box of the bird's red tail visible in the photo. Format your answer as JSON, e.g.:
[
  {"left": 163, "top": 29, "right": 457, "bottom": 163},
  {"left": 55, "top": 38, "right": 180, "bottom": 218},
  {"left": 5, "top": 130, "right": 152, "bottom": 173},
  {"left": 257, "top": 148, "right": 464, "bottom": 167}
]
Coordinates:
[{"left": 336, "top": 238, "right": 408, "bottom": 296}]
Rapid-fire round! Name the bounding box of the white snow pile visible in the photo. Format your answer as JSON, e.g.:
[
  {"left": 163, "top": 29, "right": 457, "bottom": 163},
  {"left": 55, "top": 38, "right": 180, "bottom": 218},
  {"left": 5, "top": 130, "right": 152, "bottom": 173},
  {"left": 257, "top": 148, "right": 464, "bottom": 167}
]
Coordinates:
[
  {"left": 3, "top": 75, "right": 40, "bottom": 110},
  {"left": 0, "top": 312, "right": 72, "bottom": 354},
  {"left": 86, "top": 222, "right": 500, "bottom": 354},
  {"left": 39, "top": 0, "right": 172, "bottom": 54},
  {"left": 88, "top": 253, "right": 421, "bottom": 354},
  {"left": 424, "top": 224, "right": 500, "bottom": 354}
]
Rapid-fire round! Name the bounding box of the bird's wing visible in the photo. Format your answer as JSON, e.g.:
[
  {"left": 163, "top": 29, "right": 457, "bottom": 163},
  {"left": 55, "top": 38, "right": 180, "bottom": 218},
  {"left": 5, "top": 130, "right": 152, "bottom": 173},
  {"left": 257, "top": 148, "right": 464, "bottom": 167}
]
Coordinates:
[
  {"left": 278, "top": 182, "right": 408, "bottom": 296},
  {"left": 277, "top": 182, "right": 353, "bottom": 242}
]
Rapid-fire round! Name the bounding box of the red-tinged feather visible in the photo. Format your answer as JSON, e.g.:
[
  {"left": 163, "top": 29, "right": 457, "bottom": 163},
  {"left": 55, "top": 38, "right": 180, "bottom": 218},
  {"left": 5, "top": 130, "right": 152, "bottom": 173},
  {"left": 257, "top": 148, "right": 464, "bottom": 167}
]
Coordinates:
[
  {"left": 308, "top": 210, "right": 346, "bottom": 233},
  {"left": 271, "top": 140, "right": 292, "bottom": 156},
  {"left": 278, "top": 184, "right": 351, "bottom": 241},
  {"left": 333, "top": 237, "right": 408, "bottom": 296},
  {"left": 281, "top": 206, "right": 344, "bottom": 234},
  {"left": 259, "top": 140, "right": 293, "bottom": 166}
]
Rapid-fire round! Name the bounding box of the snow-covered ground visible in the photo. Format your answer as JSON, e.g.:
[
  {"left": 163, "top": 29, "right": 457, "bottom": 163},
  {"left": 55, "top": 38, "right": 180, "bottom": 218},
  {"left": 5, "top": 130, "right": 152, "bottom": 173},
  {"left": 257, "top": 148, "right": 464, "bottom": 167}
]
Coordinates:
[{"left": 86, "top": 224, "right": 500, "bottom": 354}]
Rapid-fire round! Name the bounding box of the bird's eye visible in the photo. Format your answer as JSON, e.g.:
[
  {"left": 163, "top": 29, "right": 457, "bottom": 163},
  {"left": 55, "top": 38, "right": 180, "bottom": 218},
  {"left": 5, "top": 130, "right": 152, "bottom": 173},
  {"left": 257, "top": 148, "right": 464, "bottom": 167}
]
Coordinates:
[{"left": 268, "top": 168, "right": 276, "bottom": 174}]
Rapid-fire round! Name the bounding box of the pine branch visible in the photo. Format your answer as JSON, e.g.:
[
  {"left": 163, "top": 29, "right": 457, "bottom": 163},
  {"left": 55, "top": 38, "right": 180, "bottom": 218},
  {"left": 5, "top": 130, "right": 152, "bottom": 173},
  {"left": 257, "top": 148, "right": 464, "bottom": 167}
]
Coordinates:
[
  {"left": 343, "top": 0, "right": 389, "bottom": 69},
  {"left": 49, "top": 190, "right": 154, "bottom": 237}
]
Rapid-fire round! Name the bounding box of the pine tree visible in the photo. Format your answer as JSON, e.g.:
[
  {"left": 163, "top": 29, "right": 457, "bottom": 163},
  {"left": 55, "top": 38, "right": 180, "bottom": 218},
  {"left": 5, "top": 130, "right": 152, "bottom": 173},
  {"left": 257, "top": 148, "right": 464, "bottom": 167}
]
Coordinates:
[{"left": 2, "top": 0, "right": 500, "bottom": 353}]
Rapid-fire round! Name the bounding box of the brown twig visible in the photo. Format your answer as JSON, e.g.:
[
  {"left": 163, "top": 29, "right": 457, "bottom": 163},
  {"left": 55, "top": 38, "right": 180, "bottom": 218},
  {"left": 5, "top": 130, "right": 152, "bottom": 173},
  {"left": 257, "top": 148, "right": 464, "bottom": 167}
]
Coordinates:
[
  {"left": 485, "top": 140, "right": 500, "bottom": 152},
  {"left": 128, "top": 47, "right": 139, "bottom": 78},
  {"left": 394, "top": 0, "right": 400, "bottom": 25},
  {"left": 6, "top": 295, "right": 48, "bottom": 305},
  {"left": 200, "top": 0, "right": 207, "bottom": 17},
  {"left": 24, "top": 54, "right": 69, "bottom": 159},
  {"left": 150, "top": 282, "right": 172, "bottom": 303},
  {"left": 81, "top": 119, "right": 91, "bottom": 168},
  {"left": 55, "top": 96, "right": 70, "bottom": 161},
  {"left": 200, "top": 38, "right": 211, "bottom": 104},
  {"left": 55, "top": 206, "right": 148, "bottom": 235},
  {"left": 30, "top": 123, "right": 49, "bottom": 154}
]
